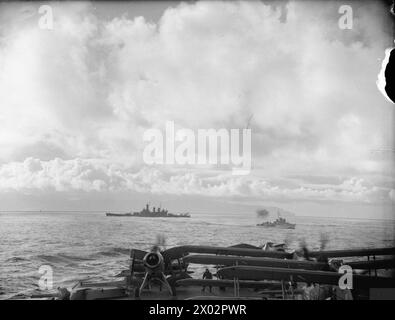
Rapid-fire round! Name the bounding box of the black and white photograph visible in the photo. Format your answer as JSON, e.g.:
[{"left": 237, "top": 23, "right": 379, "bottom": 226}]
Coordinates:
[{"left": 0, "top": 0, "right": 395, "bottom": 304}]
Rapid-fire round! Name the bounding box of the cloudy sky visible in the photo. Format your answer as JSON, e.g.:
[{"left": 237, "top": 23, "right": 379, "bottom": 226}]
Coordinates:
[{"left": 0, "top": 1, "right": 394, "bottom": 218}]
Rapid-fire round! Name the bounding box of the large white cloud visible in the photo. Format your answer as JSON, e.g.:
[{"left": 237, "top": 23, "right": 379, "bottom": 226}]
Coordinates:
[
  {"left": 0, "top": 1, "right": 393, "bottom": 209},
  {"left": 0, "top": 157, "right": 391, "bottom": 205}
]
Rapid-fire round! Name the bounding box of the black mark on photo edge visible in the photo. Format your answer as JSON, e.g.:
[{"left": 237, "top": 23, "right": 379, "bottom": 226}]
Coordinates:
[
  {"left": 384, "top": 48, "right": 395, "bottom": 103},
  {"left": 377, "top": 1, "right": 395, "bottom": 103}
]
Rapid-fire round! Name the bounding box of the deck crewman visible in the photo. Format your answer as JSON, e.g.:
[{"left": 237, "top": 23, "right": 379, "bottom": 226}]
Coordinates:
[{"left": 202, "top": 268, "right": 213, "bottom": 293}]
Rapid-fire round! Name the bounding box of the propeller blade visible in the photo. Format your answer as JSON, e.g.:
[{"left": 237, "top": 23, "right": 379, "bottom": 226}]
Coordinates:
[
  {"left": 152, "top": 234, "right": 167, "bottom": 252},
  {"left": 130, "top": 251, "right": 136, "bottom": 276},
  {"left": 319, "top": 233, "right": 329, "bottom": 251},
  {"left": 298, "top": 238, "right": 312, "bottom": 261}
]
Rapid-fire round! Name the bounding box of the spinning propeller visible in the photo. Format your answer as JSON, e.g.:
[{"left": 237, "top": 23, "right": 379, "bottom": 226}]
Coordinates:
[
  {"left": 131, "top": 234, "right": 175, "bottom": 297},
  {"left": 297, "top": 233, "right": 330, "bottom": 262}
]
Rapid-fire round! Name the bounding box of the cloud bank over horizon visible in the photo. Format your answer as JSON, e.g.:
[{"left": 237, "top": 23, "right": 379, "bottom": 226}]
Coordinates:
[
  {"left": 0, "top": 1, "right": 394, "bottom": 216},
  {"left": 0, "top": 157, "right": 391, "bottom": 205}
]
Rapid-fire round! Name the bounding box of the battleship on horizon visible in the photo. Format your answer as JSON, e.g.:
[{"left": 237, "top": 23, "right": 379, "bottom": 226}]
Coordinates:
[{"left": 106, "top": 204, "right": 190, "bottom": 218}]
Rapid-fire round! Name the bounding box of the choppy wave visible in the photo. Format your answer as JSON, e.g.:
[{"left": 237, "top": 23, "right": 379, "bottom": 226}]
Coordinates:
[
  {"left": 31, "top": 248, "right": 130, "bottom": 266},
  {"left": 5, "top": 257, "right": 28, "bottom": 263},
  {"left": 93, "top": 247, "right": 130, "bottom": 257},
  {"left": 35, "top": 254, "right": 86, "bottom": 265}
]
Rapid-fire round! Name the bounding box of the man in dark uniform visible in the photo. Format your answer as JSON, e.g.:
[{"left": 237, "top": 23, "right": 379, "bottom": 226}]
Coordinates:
[{"left": 202, "top": 268, "right": 213, "bottom": 293}]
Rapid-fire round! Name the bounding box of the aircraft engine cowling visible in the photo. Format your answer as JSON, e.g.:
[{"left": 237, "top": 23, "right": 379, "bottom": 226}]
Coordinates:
[{"left": 143, "top": 252, "right": 164, "bottom": 273}]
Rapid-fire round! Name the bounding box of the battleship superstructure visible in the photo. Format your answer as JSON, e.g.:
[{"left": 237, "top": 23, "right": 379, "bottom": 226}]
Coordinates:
[{"left": 106, "top": 204, "right": 190, "bottom": 218}]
